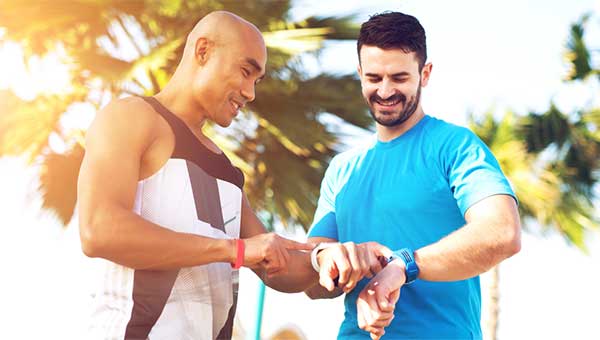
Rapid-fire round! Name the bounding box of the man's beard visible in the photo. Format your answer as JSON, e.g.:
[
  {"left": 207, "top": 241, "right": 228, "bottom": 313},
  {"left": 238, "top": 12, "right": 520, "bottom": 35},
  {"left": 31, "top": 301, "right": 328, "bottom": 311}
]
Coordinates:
[{"left": 367, "top": 81, "right": 422, "bottom": 127}]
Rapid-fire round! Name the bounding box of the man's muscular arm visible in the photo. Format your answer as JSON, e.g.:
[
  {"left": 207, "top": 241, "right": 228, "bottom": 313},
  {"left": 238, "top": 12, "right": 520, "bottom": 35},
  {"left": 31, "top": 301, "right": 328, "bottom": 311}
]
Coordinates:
[
  {"left": 357, "top": 194, "right": 521, "bottom": 338},
  {"left": 78, "top": 98, "right": 238, "bottom": 269},
  {"left": 78, "top": 98, "right": 301, "bottom": 270}
]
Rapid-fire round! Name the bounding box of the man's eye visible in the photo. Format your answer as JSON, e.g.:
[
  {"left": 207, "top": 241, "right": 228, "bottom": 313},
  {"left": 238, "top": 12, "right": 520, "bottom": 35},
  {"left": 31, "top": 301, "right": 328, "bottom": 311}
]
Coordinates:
[{"left": 242, "top": 68, "right": 250, "bottom": 77}]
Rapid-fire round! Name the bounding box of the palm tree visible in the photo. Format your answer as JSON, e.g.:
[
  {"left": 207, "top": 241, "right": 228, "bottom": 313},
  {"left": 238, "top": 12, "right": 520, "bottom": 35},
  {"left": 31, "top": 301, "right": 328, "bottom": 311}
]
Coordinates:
[
  {"left": 0, "top": 0, "right": 370, "bottom": 227},
  {"left": 473, "top": 12, "right": 600, "bottom": 340}
]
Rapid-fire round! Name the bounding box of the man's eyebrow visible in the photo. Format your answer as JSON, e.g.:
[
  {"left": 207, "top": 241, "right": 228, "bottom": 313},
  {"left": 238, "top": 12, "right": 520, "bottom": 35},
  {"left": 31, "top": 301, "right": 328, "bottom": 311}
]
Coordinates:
[
  {"left": 245, "top": 57, "right": 266, "bottom": 80},
  {"left": 365, "top": 72, "right": 411, "bottom": 77},
  {"left": 245, "top": 58, "right": 263, "bottom": 73}
]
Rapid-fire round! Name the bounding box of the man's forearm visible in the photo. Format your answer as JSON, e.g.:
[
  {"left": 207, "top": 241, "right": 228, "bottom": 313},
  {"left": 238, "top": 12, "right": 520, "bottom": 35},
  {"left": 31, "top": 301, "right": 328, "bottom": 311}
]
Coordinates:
[
  {"left": 80, "top": 205, "right": 235, "bottom": 270},
  {"left": 415, "top": 218, "right": 520, "bottom": 281}
]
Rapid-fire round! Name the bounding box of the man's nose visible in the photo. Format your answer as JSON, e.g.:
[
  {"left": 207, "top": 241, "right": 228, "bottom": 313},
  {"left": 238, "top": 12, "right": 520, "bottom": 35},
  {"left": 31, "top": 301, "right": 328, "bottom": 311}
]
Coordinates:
[
  {"left": 241, "top": 83, "right": 256, "bottom": 102},
  {"left": 376, "top": 80, "right": 395, "bottom": 100}
]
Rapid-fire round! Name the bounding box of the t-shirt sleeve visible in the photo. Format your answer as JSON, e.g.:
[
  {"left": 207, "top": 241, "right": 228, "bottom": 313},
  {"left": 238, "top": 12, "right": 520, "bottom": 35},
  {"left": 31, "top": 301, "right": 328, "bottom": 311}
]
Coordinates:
[
  {"left": 307, "top": 157, "right": 339, "bottom": 240},
  {"left": 444, "top": 128, "right": 517, "bottom": 216}
]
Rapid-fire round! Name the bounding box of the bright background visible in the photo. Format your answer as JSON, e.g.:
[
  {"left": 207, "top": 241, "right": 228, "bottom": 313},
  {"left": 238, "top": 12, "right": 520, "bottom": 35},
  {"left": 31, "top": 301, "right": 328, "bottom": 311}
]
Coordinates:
[{"left": 1, "top": 0, "right": 599, "bottom": 339}]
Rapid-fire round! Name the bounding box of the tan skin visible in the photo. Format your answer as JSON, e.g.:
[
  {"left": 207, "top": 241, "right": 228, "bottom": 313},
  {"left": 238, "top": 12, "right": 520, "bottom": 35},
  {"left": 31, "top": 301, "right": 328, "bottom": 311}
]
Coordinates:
[{"left": 78, "top": 11, "right": 321, "bottom": 292}]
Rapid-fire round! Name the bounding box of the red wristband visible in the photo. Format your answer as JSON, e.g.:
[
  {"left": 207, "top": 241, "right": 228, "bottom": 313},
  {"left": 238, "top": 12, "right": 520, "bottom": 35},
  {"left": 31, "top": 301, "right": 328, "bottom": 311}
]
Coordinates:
[{"left": 231, "top": 239, "right": 245, "bottom": 269}]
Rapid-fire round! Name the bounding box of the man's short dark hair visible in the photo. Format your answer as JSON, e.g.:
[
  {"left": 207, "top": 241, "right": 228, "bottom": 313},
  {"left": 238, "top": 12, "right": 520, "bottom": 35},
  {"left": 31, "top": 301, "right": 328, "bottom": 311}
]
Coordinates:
[{"left": 357, "top": 11, "right": 427, "bottom": 69}]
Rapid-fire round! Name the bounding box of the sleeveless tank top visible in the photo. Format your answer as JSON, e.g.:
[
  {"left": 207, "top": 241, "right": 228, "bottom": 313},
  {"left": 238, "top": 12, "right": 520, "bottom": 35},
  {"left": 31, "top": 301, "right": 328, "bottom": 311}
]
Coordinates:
[{"left": 87, "top": 96, "right": 244, "bottom": 340}]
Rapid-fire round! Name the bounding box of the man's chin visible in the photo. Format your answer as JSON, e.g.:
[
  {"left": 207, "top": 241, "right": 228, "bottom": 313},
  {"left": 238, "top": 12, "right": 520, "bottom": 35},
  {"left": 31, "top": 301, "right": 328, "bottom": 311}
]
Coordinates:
[
  {"left": 373, "top": 112, "right": 403, "bottom": 127},
  {"left": 217, "top": 120, "right": 233, "bottom": 128}
]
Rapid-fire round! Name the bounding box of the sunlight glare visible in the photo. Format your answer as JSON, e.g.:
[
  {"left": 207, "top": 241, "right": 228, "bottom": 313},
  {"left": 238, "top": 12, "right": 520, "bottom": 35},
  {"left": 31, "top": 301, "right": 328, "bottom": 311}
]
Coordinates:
[{"left": 0, "top": 42, "right": 71, "bottom": 100}]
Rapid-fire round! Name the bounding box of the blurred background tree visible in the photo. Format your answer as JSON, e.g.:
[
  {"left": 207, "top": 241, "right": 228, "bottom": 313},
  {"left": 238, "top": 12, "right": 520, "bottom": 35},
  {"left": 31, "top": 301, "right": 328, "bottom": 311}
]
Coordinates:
[
  {"left": 471, "top": 12, "right": 600, "bottom": 340},
  {"left": 0, "top": 0, "right": 370, "bottom": 227}
]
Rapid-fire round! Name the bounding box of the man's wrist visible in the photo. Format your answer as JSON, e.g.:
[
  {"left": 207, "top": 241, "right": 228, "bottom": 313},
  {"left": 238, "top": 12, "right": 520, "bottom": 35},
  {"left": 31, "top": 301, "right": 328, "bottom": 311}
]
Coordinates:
[
  {"left": 388, "top": 248, "right": 419, "bottom": 284},
  {"left": 387, "top": 258, "right": 407, "bottom": 284},
  {"left": 310, "top": 242, "right": 338, "bottom": 272},
  {"left": 226, "top": 238, "right": 237, "bottom": 264}
]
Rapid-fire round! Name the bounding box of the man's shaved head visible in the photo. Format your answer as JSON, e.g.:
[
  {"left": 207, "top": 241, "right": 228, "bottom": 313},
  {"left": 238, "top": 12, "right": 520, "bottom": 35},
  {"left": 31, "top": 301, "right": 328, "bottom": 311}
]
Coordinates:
[
  {"left": 166, "top": 11, "right": 267, "bottom": 128},
  {"left": 181, "top": 11, "right": 265, "bottom": 67}
]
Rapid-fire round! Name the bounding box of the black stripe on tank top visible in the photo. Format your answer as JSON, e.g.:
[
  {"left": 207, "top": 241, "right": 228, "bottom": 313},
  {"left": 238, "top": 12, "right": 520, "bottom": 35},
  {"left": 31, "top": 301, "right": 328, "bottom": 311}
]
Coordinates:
[
  {"left": 124, "top": 269, "right": 179, "bottom": 340},
  {"left": 141, "top": 96, "right": 245, "bottom": 190}
]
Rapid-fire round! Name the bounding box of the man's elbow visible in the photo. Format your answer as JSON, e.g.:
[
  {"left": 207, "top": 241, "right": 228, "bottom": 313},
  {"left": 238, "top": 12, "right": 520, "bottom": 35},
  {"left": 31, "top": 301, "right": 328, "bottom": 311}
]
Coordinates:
[
  {"left": 80, "top": 222, "right": 102, "bottom": 258},
  {"left": 79, "top": 210, "right": 111, "bottom": 258},
  {"left": 502, "top": 221, "right": 522, "bottom": 258},
  {"left": 304, "top": 283, "right": 322, "bottom": 300},
  {"left": 304, "top": 289, "right": 320, "bottom": 300},
  {"left": 304, "top": 284, "right": 341, "bottom": 300}
]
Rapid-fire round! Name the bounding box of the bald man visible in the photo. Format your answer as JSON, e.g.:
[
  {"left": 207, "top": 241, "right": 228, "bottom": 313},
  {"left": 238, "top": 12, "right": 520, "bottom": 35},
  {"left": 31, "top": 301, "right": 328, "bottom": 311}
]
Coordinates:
[{"left": 78, "top": 12, "right": 320, "bottom": 340}]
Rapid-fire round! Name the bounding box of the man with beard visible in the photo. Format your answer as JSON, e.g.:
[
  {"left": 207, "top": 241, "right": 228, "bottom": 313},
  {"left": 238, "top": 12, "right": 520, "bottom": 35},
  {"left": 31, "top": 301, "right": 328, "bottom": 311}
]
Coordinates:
[{"left": 304, "top": 12, "right": 521, "bottom": 340}]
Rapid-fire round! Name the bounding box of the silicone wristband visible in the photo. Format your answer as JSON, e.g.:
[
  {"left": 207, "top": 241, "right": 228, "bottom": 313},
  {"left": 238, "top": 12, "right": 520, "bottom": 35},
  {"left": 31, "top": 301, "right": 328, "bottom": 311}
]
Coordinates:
[{"left": 231, "top": 239, "right": 245, "bottom": 269}]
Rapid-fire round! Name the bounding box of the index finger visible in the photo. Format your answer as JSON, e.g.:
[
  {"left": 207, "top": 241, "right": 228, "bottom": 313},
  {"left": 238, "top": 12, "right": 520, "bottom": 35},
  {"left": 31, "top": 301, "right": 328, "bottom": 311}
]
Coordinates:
[
  {"left": 367, "top": 252, "right": 383, "bottom": 277},
  {"left": 371, "top": 243, "right": 393, "bottom": 258},
  {"left": 283, "top": 238, "right": 315, "bottom": 251}
]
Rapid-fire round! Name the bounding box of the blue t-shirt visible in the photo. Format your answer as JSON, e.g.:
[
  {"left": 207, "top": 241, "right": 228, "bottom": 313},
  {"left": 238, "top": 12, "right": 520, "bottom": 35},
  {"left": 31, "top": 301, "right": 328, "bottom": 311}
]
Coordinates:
[{"left": 308, "top": 115, "right": 516, "bottom": 339}]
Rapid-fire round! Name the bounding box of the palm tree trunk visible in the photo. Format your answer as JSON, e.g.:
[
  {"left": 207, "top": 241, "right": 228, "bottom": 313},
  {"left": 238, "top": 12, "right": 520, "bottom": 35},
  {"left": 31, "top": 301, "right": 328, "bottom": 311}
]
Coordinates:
[{"left": 485, "top": 265, "right": 500, "bottom": 340}]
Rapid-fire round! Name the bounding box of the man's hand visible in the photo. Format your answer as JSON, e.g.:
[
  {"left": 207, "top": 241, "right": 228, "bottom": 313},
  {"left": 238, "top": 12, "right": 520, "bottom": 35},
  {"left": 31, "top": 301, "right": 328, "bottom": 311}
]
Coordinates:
[
  {"left": 357, "top": 260, "right": 406, "bottom": 339},
  {"left": 318, "top": 241, "right": 392, "bottom": 293},
  {"left": 244, "top": 233, "right": 314, "bottom": 276}
]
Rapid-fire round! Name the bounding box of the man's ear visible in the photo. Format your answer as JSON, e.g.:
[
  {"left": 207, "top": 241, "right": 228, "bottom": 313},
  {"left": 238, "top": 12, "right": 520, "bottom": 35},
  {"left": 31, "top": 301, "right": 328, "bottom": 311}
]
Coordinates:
[
  {"left": 194, "top": 37, "right": 212, "bottom": 65},
  {"left": 420, "top": 62, "right": 433, "bottom": 87}
]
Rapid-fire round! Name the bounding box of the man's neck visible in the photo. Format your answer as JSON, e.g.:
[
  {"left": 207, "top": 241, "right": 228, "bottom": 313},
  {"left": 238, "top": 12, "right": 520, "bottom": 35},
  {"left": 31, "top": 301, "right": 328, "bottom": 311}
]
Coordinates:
[
  {"left": 376, "top": 107, "right": 425, "bottom": 142},
  {"left": 154, "top": 81, "right": 207, "bottom": 131},
  {"left": 154, "top": 82, "right": 225, "bottom": 154}
]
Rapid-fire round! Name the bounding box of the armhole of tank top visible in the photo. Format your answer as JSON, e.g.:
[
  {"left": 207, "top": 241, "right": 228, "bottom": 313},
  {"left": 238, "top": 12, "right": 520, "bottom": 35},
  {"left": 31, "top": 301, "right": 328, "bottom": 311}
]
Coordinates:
[
  {"left": 140, "top": 96, "right": 182, "bottom": 158},
  {"left": 137, "top": 96, "right": 183, "bottom": 184},
  {"left": 133, "top": 180, "right": 144, "bottom": 214},
  {"left": 140, "top": 96, "right": 244, "bottom": 189}
]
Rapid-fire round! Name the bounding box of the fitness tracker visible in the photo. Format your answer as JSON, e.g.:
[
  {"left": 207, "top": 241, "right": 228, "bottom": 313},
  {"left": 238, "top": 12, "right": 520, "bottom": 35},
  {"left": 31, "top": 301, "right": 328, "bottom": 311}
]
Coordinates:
[{"left": 388, "top": 248, "right": 419, "bottom": 284}]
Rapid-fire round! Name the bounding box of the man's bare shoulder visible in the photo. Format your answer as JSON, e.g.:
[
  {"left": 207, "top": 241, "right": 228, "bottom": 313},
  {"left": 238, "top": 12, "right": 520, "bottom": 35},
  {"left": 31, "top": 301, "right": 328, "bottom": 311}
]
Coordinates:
[
  {"left": 92, "top": 96, "right": 157, "bottom": 130},
  {"left": 87, "top": 96, "right": 159, "bottom": 150}
]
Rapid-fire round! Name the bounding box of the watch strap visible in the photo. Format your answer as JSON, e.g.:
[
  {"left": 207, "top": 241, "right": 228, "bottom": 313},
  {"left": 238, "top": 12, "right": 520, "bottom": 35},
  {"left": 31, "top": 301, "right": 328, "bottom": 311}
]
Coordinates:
[{"left": 389, "top": 248, "right": 419, "bottom": 284}]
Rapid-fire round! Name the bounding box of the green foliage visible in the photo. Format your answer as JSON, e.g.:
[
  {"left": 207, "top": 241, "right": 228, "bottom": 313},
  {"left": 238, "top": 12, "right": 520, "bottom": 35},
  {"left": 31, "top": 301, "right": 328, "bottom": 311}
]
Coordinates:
[
  {"left": 40, "top": 144, "right": 85, "bottom": 225},
  {"left": 469, "top": 11, "right": 600, "bottom": 252},
  {"left": 469, "top": 104, "right": 599, "bottom": 252},
  {"left": 564, "top": 13, "right": 596, "bottom": 81},
  {"left": 470, "top": 109, "right": 599, "bottom": 252}
]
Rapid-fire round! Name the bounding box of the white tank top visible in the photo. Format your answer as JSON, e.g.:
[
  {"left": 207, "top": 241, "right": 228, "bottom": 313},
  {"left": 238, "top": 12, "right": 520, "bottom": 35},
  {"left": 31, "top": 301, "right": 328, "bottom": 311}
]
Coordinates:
[{"left": 87, "top": 97, "right": 245, "bottom": 340}]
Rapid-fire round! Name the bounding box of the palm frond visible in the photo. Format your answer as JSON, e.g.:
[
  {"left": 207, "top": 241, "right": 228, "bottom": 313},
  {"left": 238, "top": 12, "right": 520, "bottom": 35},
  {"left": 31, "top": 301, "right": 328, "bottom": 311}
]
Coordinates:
[
  {"left": 564, "top": 13, "right": 595, "bottom": 81},
  {"left": 0, "top": 90, "right": 74, "bottom": 161},
  {"left": 39, "top": 144, "right": 84, "bottom": 226}
]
